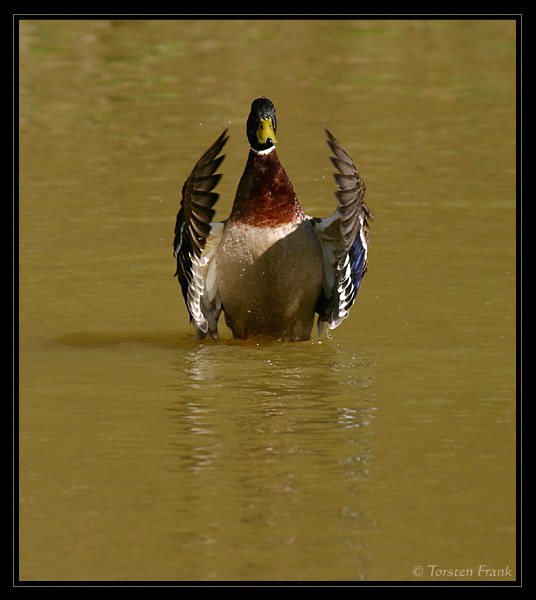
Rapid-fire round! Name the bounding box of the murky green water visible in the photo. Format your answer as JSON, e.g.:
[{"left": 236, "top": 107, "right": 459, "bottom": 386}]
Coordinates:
[{"left": 18, "top": 18, "right": 517, "bottom": 582}]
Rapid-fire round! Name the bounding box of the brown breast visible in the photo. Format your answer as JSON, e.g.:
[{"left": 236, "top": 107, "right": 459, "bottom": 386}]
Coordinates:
[{"left": 229, "top": 149, "right": 305, "bottom": 227}]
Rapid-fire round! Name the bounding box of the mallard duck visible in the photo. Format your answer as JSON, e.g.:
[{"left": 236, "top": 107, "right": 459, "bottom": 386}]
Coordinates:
[{"left": 173, "top": 97, "right": 373, "bottom": 342}]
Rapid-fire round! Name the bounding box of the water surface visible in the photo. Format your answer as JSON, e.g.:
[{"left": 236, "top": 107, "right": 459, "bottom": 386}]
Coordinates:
[{"left": 18, "top": 18, "right": 517, "bottom": 582}]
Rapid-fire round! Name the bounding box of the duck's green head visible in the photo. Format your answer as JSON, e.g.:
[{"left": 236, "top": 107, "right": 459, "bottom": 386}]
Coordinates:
[{"left": 247, "top": 97, "right": 278, "bottom": 152}]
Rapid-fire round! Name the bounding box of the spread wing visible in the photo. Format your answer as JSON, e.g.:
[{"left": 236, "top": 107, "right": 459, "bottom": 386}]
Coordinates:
[
  {"left": 313, "top": 128, "right": 373, "bottom": 336},
  {"left": 173, "top": 129, "right": 228, "bottom": 338}
]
